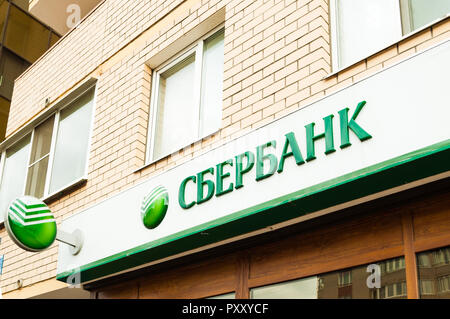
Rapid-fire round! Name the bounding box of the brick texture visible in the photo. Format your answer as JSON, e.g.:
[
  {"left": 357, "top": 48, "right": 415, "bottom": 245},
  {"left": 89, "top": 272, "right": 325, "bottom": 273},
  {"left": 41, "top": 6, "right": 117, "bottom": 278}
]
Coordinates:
[{"left": 0, "top": 0, "right": 449, "bottom": 294}]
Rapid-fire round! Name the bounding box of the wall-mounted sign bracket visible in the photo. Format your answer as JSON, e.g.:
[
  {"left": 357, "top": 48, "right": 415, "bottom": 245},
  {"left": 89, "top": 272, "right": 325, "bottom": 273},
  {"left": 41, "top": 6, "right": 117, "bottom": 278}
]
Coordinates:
[{"left": 56, "top": 229, "right": 83, "bottom": 256}]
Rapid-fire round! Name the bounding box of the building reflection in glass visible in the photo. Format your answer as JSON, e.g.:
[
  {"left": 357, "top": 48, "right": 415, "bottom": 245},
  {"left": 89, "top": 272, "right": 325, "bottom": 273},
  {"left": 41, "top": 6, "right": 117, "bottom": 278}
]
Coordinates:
[
  {"left": 417, "top": 246, "right": 450, "bottom": 299},
  {"left": 317, "top": 257, "right": 407, "bottom": 299}
]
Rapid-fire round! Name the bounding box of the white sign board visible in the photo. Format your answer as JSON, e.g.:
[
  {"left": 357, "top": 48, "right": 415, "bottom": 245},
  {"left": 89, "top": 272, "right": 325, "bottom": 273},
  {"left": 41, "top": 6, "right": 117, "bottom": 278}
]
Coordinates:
[{"left": 57, "top": 40, "right": 450, "bottom": 284}]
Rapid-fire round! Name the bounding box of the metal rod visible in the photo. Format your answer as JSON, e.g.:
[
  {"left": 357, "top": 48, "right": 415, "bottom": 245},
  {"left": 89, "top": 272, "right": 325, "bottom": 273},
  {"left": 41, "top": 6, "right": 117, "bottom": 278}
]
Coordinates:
[
  {"left": 56, "top": 230, "right": 77, "bottom": 247},
  {"left": 56, "top": 229, "right": 83, "bottom": 255}
]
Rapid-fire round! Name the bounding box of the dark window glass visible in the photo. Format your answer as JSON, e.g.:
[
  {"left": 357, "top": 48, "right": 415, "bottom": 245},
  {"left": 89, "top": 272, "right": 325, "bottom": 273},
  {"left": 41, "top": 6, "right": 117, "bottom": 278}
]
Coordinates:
[
  {"left": 0, "top": 95, "right": 9, "bottom": 141},
  {"left": 417, "top": 246, "right": 450, "bottom": 299},
  {"left": 11, "top": 0, "right": 28, "bottom": 11},
  {"left": 251, "top": 256, "right": 407, "bottom": 299},
  {"left": 0, "top": 0, "right": 8, "bottom": 39},
  {"left": 49, "top": 31, "right": 60, "bottom": 47},
  {"left": 401, "top": 0, "right": 450, "bottom": 34},
  {"left": 318, "top": 257, "right": 407, "bottom": 299},
  {"left": 0, "top": 48, "right": 30, "bottom": 100},
  {"left": 4, "top": 4, "right": 50, "bottom": 62}
]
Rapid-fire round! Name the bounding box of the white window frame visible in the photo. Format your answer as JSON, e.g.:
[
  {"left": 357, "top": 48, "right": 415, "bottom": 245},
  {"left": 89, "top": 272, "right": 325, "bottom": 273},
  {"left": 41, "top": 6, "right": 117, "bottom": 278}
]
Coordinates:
[
  {"left": 24, "top": 113, "right": 56, "bottom": 198},
  {"left": 438, "top": 275, "right": 450, "bottom": 293},
  {"left": 0, "top": 83, "right": 97, "bottom": 222},
  {"left": 146, "top": 24, "right": 225, "bottom": 164},
  {"left": 329, "top": 0, "right": 450, "bottom": 73},
  {"left": 384, "top": 281, "right": 407, "bottom": 298},
  {"left": 0, "top": 134, "right": 31, "bottom": 224},
  {"left": 337, "top": 270, "right": 352, "bottom": 287},
  {"left": 419, "top": 279, "right": 435, "bottom": 295}
]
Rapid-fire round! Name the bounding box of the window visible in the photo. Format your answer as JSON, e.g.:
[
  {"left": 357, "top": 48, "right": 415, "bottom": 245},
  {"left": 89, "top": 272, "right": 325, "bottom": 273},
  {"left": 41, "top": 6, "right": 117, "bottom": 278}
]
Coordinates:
[
  {"left": 0, "top": 48, "right": 31, "bottom": 100},
  {"left": 381, "top": 257, "right": 405, "bottom": 274},
  {"left": 401, "top": 0, "right": 450, "bottom": 34},
  {"left": 4, "top": 3, "right": 52, "bottom": 62},
  {"left": 249, "top": 256, "right": 408, "bottom": 299},
  {"left": 207, "top": 292, "right": 235, "bottom": 299},
  {"left": 0, "top": 135, "right": 30, "bottom": 223},
  {"left": 337, "top": 270, "right": 352, "bottom": 287},
  {"left": 416, "top": 246, "right": 450, "bottom": 299},
  {"left": 0, "top": 1, "right": 61, "bottom": 66},
  {"left": 420, "top": 280, "right": 435, "bottom": 295},
  {"left": 147, "top": 27, "right": 224, "bottom": 162},
  {"left": 0, "top": 85, "right": 95, "bottom": 222},
  {"left": 319, "top": 257, "right": 407, "bottom": 299},
  {"left": 382, "top": 282, "right": 407, "bottom": 299},
  {"left": 331, "top": 0, "right": 450, "bottom": 70},
  {"left": 251, "top": 277, "right": 319, "bottom": 299},
  {"left": 25, "top": 115, "right": 54, "bottom": 198},
  {"left": 432, "top": 247, "right": 450, "bottom": 265},
  {"left": 0, "top": 96, "right": 9, "bottom": 141},
  {"left": 373, "top": 282, "right": 407, "bottom": 299},
  {"left": 417, "top": 254, "right": 431, "bottom": 268},
  {"left": 0, "top": 1, "right": 8, "bottom": 33},
  {"left": 49, "top": 89, "right": 95, "bottom": 193},
  {"left": 437, "top": 276, "right": 450, "bottom": 294}
]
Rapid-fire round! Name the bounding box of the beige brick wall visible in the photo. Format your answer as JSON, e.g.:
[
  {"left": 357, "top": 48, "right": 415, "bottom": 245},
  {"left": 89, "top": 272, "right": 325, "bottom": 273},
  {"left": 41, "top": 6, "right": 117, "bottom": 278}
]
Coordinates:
[{"left": 1, "top": 0, "right": 449, "bottom": 295}]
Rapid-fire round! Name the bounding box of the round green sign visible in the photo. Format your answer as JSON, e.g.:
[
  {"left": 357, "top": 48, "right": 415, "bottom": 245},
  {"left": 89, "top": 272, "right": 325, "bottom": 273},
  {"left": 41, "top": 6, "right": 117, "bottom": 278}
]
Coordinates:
[
  {"left": 141, "top": 185, "right": 169, "bottom": 229},
  {"left": 5, "top": 196, "right": 57, "bottom": 252}
]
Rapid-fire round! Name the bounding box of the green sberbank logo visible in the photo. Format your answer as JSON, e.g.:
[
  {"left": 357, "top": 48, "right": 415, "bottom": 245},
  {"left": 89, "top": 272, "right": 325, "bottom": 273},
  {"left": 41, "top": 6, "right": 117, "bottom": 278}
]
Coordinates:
[
  {"left": 5, "top": 196, "right": 57, "bottom": 252},
  {"left": 141, "top": 185, "right": 169, "bottom": 229}
]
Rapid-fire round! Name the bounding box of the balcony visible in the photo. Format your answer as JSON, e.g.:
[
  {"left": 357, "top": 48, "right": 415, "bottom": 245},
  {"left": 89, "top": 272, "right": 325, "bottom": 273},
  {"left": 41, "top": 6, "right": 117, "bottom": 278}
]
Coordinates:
[
  {"left": 29, "top": 0, "right": 103, "bottom": 35},
  {"left": 0, "top": 0, "right": 60, "bottom": 141}
]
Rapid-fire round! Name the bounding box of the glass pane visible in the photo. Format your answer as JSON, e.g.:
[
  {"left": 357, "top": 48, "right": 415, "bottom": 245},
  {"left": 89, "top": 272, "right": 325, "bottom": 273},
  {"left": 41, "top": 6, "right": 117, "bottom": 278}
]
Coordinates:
[
  {"left": 420, "top": 280, "right": 434, "bottom": 295},
  {"left": 207, "top": 292, "right": 235, "bottom": 299},
  {"left": 408, "top": 0, "right": 450, "bottom": 31},
  {"left": 318, "top": 257, "right": 407, "bottom": 299},
  {"left": 336, "top": 0, "right": 402, "bottom": 68},
  {"left": 251, "top": 277, "right": 319, "bottom": 299},
  {"left": 29, "top": 115, "right": 54, "bottom": 164},
  {"left": 417, "top": 246, "right": 450, "bottom": 299},
  {"left": 153, "top": 53, "right": 197, "bottom": 160},
  {"left": 0, "top": 96, "right": 10, "bottom": 142},
  {"left": 338, "top": 271, "right": 352, "bottom": 286},
  {"left": 49, "top": 31, "right": 61, "bottom": 47},
  {"left": 418, "top": 254, "right": 431, "bottom": 268},
  {"left": 25, "top": 155, "right": 49, "bottom": 198},
  {"left": 250, "top": 257, "right": 408, "bottom": 299},
  {"left": 24, "top": 115, "right": 54, "bottom": 198},
  {"left": 4, "top": 4, "right": 50, "bottom": 62},
  {"left": 200, "top": 29, "right": 224, "bottom": 137},
  {"left": 49, "top": 87, "right": 95, "bottom": 194},
  {"left": 0, "top": 1, "right": 8, "bottom": 40},
  {"left": 0, "top": 49, "right": 30, "bottom": 100},
  {"left": 11, "top": 0, "right": 28, "bottom": 11},
  {"left": 0, "top": 135, "right": 30, "bottom": 223}
]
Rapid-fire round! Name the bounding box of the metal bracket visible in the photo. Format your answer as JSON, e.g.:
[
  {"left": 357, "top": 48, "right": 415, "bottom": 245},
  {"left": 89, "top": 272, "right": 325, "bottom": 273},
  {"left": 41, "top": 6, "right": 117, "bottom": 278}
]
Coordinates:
[{"left": 56, "top": 229, "right": 83, "bottom": 255}]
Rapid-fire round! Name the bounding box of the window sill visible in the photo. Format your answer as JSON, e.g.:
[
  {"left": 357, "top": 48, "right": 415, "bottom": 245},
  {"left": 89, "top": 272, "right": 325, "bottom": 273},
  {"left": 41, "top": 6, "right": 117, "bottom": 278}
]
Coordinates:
[
  {"left": 324, "top": 14, "right": 450, "bottom": 80},
  {"left": 42, "top": 177, "right": 88, "bottom": 204},
  {"left": 136, "top": 130, "right": 221, "bottom": 174}
]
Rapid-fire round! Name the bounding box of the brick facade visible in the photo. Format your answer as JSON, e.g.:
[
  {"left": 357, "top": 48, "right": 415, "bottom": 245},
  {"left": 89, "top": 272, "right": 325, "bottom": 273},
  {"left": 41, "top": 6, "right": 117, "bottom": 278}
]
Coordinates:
[{"left": 0, "top": 0, "right": 449, "bottom": 295}]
